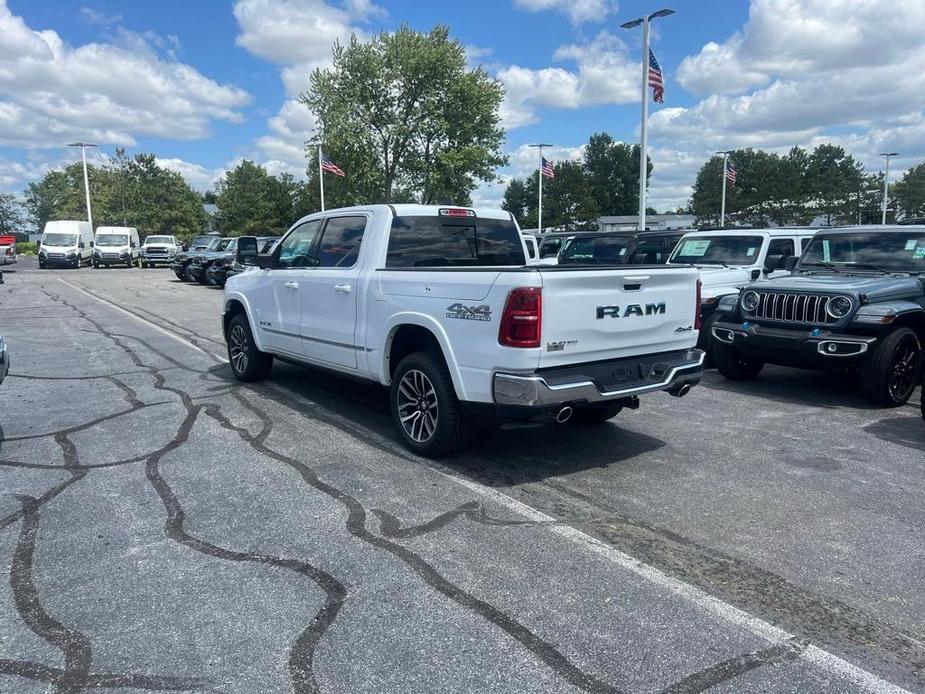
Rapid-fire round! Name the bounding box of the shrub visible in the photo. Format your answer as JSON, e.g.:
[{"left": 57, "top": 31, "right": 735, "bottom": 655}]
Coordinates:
[{"left": 16, "top": 241, "right": 37, "bottom": 256}]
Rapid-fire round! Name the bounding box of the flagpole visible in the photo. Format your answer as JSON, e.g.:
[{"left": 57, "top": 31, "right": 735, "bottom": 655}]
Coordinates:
[
  {"left": 638, "top": 16, "right": 650, "bottom": 232},
  {"left": 318, "top": 145, "right": 325, "bottom": 212},
  {"left": 529, "top": 143, "right": 552, "bottom": 233},
  {"left": 720, "top": 153, "right": 728, "bottom": 228}
]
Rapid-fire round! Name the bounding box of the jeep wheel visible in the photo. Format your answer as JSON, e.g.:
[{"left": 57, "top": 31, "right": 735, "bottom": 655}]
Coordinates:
[
  {"left": 572, "top": 403, "right": 623, "bottom": 424},
  {"left": 174, "top": 271, "right": 186, "bottom": 281},
  {"left": 713, "top": 340, "right": 764, "bottom": 381},
  {"left": 391, "top": 351, "right": 470, "bottom": 458},
  {"left": 227, "top": 314, "right": 273, "bottom": 382},
  {"left": 860, "top": 327, "right": 921, "bottom": 407}
]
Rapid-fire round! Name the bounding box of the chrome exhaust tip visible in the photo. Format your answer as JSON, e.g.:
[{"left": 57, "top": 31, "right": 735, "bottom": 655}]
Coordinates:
[
  {"left": 555, "top": 406, "right": 574, "bottom": 424},
  {"left": 669, "top": 383, "right": 692, "bottom": 398}
]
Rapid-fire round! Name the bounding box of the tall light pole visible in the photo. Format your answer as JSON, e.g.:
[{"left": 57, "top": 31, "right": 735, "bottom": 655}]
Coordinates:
[
  {"left": 880, "top": 152, "right": 898, "bottom": 225},
  {"left": 68, "top": 142, "right": 98, "bottom": 228},
  {"left": 622, "top": 8, "right": 674, "bottom": 231},
  {"left": 528, "top": 143, "right": 552, "bottom": 232},
  {"left": 716, "top": 150, "right": 733, "bottom": 227}
]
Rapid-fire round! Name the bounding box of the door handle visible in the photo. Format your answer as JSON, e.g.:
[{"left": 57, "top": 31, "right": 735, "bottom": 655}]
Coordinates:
[
  {"left": 334, "top": 284, "right": 352, "bottom": 293},
  {"left": 284, "top": 281, "right": 299, "bottom": 290}
]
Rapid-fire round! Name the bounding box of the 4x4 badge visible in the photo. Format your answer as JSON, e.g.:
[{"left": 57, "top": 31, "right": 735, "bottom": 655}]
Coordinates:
[{"left": 446, "top": 303, "right": 491, "bottom": 321}]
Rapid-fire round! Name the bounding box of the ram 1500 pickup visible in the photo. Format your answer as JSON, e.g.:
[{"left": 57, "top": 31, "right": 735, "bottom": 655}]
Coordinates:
[{"left": 222, "top": 205, "right": 705, "bottom": 457}]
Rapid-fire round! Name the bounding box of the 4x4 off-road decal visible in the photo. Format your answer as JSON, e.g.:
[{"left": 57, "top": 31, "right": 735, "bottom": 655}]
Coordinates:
[{"left": 446, "top": 303, "right": 492, "bottom": 321}]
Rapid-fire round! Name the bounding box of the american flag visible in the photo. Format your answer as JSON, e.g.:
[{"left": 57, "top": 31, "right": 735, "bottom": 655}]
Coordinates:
[
  {"left": 541, "top": 157, "right": 555, "bottom": 179},
  {"left": 321, "top": 154, "right": 345, "bottom": 177},
  {"left": 726, "top": 164, "right": 737, "bottom": 184},
  {"left": 648, "top": 49, "right": 664, "bottom": 103}
]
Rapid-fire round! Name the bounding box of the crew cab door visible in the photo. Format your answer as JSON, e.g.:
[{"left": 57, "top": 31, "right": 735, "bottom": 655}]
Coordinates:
[
  {"left": 254, "top": 219, "right": 321, "bottom": 357},
  {"left": 298, "top": 214, "right": 367, "bottom": 369}
]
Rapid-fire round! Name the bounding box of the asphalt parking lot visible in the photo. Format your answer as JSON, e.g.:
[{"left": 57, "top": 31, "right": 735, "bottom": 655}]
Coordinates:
[{"left": 0, "top": 256, "right": 923, "bottom": 694}]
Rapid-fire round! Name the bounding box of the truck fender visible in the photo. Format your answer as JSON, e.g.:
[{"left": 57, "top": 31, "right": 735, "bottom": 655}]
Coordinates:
[
  {"left": 222, "top": 292, "right": 267, "bottom": 353},
  {"left": 380, "top": 312, "right": 467, "bottom": 400}
]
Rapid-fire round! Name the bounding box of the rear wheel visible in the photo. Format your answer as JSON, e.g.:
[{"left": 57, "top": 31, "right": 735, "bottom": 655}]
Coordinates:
[
  {"left": 391, "top": 351, "right": 470, "bottom": 458},
  {"left": 713, "top": 340, "right": 764, "bottom": 381},
  {"left": 572, "top": 403, "right": 623, "bottom": 424},
  {"left": 226, "top": 314, "right": 273, "bottom": 382},
  {"left": 860, "top": 327, "right": 921, "bottom": 407},
  {"left": 174, "top": 270, "right": 186, "bottom": 281}
]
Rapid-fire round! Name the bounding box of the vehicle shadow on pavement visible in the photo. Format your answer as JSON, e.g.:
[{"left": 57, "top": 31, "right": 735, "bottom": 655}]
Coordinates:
[
  {"left": 700, "top": 366, "right": 876, "bottom": 410},
  {"left": 863, "top": 415, "right": 925, "bottom": 451},
  {"left": 207, "top": 361, "right": 667, "bottom": 480}
]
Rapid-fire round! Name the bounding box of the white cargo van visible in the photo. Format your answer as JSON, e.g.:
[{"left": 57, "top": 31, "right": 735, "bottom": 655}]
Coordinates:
[
  {"left": 38, "top": 221, "right": 94, "bottom": 269},
  {"left": 93, "top": 226, "right": 140, "bottom": 268}
]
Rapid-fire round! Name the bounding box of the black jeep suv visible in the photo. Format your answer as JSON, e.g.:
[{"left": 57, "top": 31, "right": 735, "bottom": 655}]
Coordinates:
[{"left": 711, "top": 225, "right": 924, "bottom": 406}]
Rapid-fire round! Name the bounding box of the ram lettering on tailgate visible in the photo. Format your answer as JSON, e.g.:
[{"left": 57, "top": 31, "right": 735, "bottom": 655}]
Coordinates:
[{"left": 596, "top": 302, "right": 667, "bottom": 319}]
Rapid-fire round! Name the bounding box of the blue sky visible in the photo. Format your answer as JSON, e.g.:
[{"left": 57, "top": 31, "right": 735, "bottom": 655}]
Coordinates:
[{"left": 2, "top": 0, "right": 924, "bottom": 212}]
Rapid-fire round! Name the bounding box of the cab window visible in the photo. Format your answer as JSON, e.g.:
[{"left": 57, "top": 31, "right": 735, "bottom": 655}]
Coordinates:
[
  {"left": 768, "top": 238, "right": 796, "bottom": 257},
  {"left": 277, "top": 220, "right": 321, "bottom": 268},
  {"left": 316, "top": 216, "right": 367, "bottom": 268}
]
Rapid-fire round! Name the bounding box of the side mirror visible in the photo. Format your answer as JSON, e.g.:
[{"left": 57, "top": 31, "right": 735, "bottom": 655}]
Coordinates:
[
  {"left": 79, "top": 241, "right": 85, "bottom": 249},
  {"left": 763, "top": 254, "right": 785, "bottom": 273},
  {"left": 236, "top": 236, "right": 259, "bottom": 266},
  {"left": 784, "top": 256, "right": 798, "bottom": 272}
]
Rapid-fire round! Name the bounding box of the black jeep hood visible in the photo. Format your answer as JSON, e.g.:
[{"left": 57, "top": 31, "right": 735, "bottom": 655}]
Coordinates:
[{"left": 759, "top": 274, "right": 923, "bottom": 302}]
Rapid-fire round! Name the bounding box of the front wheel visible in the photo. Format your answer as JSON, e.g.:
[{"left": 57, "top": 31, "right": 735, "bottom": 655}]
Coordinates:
[
  {"left": 713, "top": 340, "right": 764, "bottom": 381},
  {"left": 391, "top": 351, "right": 470, "bottom": 458},
  {"left": 860, "top": 327, "right": 921, "bottom": 407},
  {"left": 226, "top": 314, "right": 273, "bottom": 382}
]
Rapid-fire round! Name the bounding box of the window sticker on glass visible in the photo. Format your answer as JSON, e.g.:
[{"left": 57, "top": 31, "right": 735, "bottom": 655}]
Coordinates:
[
  {"left": 822, "top": 239, "right": 831, "bottom": 262},
  {"left": 905, "top": 239, "right": 917, "bottom": 251},
  {"left": 680, "top": 239, "right": 711, "bottom": 256},
  {"left": 914, "top": 246, "right": 925, "bottom": 259},
  {"left": 620, "top": 247, "right": 627, "bottom": 255},
  {"left": 746, "top": 247, "right": 756, "bottom": 257}
]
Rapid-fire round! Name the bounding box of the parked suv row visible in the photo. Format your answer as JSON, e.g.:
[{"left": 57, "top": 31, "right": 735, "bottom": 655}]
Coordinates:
[{"left": 172, "top": 236, "right": 278, "bottom": 288}]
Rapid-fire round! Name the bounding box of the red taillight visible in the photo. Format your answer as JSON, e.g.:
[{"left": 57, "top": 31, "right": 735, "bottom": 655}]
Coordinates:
[
  {"left": 694, "top": 279, "right": 702, "bottom": 331},
  {"left": 499, "top": 287, "right": 542, "bottom": 348}
]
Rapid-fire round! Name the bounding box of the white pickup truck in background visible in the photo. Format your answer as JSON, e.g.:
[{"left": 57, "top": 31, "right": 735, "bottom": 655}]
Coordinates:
[{"left": 223, "top": 205, "right": 705, "bottom": 457}]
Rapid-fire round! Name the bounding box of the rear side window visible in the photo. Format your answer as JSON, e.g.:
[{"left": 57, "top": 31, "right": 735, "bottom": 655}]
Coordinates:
[
  {"left": 386, "top": 216, "right": 525, "bottom": 267},
  {"left": 317, "top": 216, "right": 367, "bottom": 268},
  {"left": 560, "top": 236, "right": 634, "bottom": 265},
  {"left": 768, "top": 238, "right": 796, "bottom": 257}
]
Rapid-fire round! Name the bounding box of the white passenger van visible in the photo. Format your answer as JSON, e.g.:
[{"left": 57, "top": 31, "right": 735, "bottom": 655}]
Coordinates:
[
  {"left": 38, "top": 221, "right": 94, "bottom": 269},
  {"left": 93, "top": 226, "right": 141, "bottom": 268}
]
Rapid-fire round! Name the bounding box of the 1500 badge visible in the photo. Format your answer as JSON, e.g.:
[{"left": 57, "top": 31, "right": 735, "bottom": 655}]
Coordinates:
[{"left": 446, "top": 303, "right": 491, "bottom": 321}]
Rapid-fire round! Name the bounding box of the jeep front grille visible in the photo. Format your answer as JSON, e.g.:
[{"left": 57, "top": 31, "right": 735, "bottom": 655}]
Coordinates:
[{"left": 752, "top": 292, "right": 837, "bottom": 325}]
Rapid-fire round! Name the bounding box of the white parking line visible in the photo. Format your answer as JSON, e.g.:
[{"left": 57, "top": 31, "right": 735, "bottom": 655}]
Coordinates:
[{"left": 58, "top": 276, "right": 914, "bottom": 694}]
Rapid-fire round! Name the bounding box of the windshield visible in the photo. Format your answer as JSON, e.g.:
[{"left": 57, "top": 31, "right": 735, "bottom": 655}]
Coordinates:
[
  {"left": 800, "top": 232, "right": 925, "bottom": 273},
  {"left": 42, "top": 233, "right": 77, "bottom": 246},
  {"left": 559, "top": 235, "right": 635, "bottom": 264},
  {"left": 145, "top": 236, "right": 172, "bottom": 245},
  {"left": 96, "top": 234, "right": 128, "bottom": 247},
  {"left": 217, "top": 239, "right": 235, "bottom": 251},
  {"left": 671, "top": 235, "right": 764, "bottom": 265}
]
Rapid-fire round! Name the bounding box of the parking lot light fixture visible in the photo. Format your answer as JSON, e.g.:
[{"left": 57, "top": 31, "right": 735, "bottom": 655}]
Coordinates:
[
  {"left": 715, "top": 150, "right": 734, "bottom": 227},
  {"left": 67, "top": 142, "right": 98, "bottom": 228},
  {"left": 622, "top": 8, "right": 675, "bottom": 231},
  {"left": 880, "top": 152, "right": 898, "bottom": 225}
]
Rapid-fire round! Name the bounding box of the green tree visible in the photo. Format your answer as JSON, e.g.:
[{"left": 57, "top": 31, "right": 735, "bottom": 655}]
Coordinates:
[
  {"left": 689, "top": 155, "right": 731, "bottom": 227},
  {"left": 806, "top": 144, "right": 864, "bottom": 225},
  {"left": 24, "top": 164, "right": 89, "bottom": 229},
  {"left": 501, "top": 178, "right": 531, "bottom": 225},
  {"left": 542, "top": 161, "right": 598, "bottom": 230},
  {"left": 582, "top": 133, "right": 649, "bottom": 215},
  {"left": 892, "top": 163, "right": 925, "bottom": 220},
  {"left": 302, "top": 25, "right": 507, "bottom": 204},
  {"left": 215, "top": 160, "right": 290, "bottom": 235},
  {"left": 0, "top": 193, "right": 23, "bottom": 235}
]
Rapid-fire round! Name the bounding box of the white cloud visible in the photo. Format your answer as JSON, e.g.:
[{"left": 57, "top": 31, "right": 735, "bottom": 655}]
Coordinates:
[
  {"left": 498, "top": 31, "right": 637, "bottom": 129},
  {"left": 156, "top": 157, "right": 227, "bottom": 192},
  {"left": 79, "top": 7, "right": 123, "bottom": 26},
  {"left": 0, "top": 1, "right": 250, "bottom": 150},
  {"left": 512, "top": 0, "right": 617, "bottom": 25}
]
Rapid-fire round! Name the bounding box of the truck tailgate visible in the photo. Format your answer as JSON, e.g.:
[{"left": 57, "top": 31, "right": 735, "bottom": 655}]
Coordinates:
[{"left": 538, "top": 266, "right": 700, "bottom": 367}]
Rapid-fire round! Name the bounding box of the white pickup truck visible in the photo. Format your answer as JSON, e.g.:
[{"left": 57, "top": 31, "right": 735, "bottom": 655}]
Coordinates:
[{"left": 223, "top": 205, "right": 705, "bottom": 457}]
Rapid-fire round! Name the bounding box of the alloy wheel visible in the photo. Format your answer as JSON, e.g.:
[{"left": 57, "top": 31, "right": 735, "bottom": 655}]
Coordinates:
[
  {"left": 229, "top": 324, "right": 249, "bottom": 375},
  {"left": 888, "top": 335, "right": 920, "bottom": 401},
  {"left": 397, "top": 369, "right": 438, "bottom": 443}
]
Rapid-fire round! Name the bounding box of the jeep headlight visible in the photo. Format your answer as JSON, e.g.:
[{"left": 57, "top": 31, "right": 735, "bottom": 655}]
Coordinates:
[
  {"left": 825, "top": 295, "right": 853, "bottom": 319},
  {"left": 66, "top": 251, "right": 76, "bottom": 257},
  {"left": 741, "top": 290, "right": 761, "bottom": 312}
]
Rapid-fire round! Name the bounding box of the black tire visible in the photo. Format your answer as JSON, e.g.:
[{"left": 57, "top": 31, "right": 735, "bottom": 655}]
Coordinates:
[
  {"left": 226, "top": 313, "right": 273, "bottom": 382},
  {"left": 184, "top": 266, "right": 196, "bottom": 282},
  {"left": 38, "top": 261, "right": 46, "bottom": 269},
  {"left": 391, "top": 351, "right": 470, "bottom": 458},
  {"left": 92, "top": 261, "right": 99, "bottom": 269},
  {"left": 713, "top": 340, "right": 764, "bottom": 381},
  {"left": 920, "top": 385, "right": 924, "bottom": 423},
  {"left": 174, "top": 270, "right": 186, "bottom": 281},
  {"left": 572, "top": 403, "right": 623, "bottom": 424},
  {"left": 700, "top": 312, "right": 720, "bottom": 369},
  {"left": 860, "top": 327, "right": 921, "bottom": 407}
]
